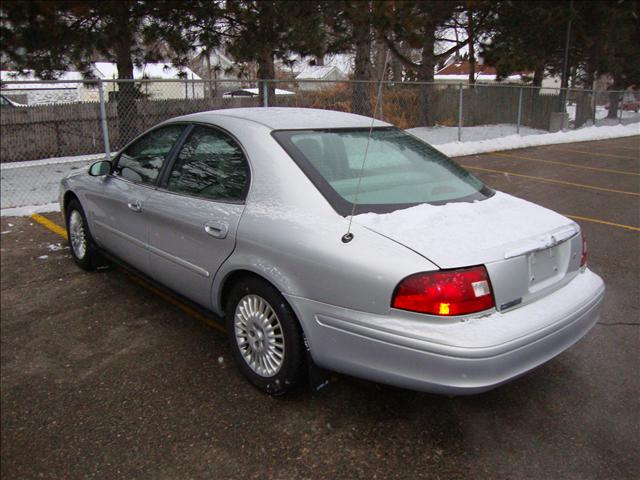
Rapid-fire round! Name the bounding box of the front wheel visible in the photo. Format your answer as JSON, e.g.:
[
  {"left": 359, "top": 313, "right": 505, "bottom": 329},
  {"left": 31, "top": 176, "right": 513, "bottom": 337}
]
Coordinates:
[
  {"left": 225, "top": 277, "right": 306, "bottom": 395},
  {"left": 65, "top": 199, "right": 101, "bottom": 270}
]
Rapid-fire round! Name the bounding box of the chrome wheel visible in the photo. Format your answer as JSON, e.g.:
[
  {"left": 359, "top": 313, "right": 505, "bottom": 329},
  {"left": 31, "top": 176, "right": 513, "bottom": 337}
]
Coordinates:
[
  {"left": 234, "top": 294, "right": 285, "bottom": 377},
  {"left": 69, "top": 210, "right": 87, "bottom": 259}
]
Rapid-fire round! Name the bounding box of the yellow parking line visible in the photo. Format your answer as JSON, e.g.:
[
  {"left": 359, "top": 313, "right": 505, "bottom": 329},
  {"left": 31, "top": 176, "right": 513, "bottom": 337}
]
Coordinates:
[
  {"left": 123, "top": 271, "right": 225, "bottom": 333},
  {"left": 31, "top": 213, "right": 68, "bottom": 239},
  {"left": 590, "top": 144, "right": 639, "bottom": 152},
  {"left": 29, "top": 213, "right": 226, "bottom": 333},
  {"left": 490, "top": 152, "right": 640, "bottom": 176},
  {"left": 544, "top": 146, "right": 639, "bottom": 160},
  {"left": 464, "top": 165, "right": 640, "bottom": 196},
  {"left": 563, "top": 214, "right": 640, "bottom": 232}
]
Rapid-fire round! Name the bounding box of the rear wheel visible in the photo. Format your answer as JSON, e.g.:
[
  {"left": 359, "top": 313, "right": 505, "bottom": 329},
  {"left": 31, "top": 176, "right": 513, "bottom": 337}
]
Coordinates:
[
  {"left": 225, "top": 277, "right": 306, "bottom": 395},
  {"left": 65, "top": 199, "right": 101, "bottom": 270}
]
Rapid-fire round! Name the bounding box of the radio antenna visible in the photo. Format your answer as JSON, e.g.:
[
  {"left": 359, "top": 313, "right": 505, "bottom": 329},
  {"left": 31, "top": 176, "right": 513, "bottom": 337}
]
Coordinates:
[{"left": 342, "top": 50, "right": 390, "bottom": 244}]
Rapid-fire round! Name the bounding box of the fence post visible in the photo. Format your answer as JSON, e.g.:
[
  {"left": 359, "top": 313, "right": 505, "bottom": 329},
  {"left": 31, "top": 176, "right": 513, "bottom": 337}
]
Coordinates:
[
  {"left": 378, "top": 81, "right": 384, "bottom": 121},
  {"left": 457, "top": 84, "right": 463, "bottom": 142},
  {"left": 618, "top": 91, "right": 623, "bottom": 124},
  {"left": 517, "top": 87, "right": 523, "bottom": 134},
  {"left": 592, "top": 89, "right": 597, "bottom": 126},
  {"left": 98, "top": 79, "right": 111, "bottom": 161},
  {"left": 263, "top": 80, "right": 268, "bottom": 108}
]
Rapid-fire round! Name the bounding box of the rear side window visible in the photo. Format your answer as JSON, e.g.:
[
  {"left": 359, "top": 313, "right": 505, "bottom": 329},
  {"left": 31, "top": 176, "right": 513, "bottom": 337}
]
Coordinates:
[
  {"left": 166, "top": 126, "right": 249, "bottom": 202},
  {"left": 115, "top": 125, "right": 184, "bottom": 184}
]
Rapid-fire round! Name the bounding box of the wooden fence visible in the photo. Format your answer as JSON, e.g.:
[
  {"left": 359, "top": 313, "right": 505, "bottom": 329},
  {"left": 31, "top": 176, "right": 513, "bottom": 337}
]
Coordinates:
[
  {"left": 1, "top": 84, "right": 562, "bottom": 163},
  {"left": 0, "top": 96, "right": 258, "bottom": 163}
]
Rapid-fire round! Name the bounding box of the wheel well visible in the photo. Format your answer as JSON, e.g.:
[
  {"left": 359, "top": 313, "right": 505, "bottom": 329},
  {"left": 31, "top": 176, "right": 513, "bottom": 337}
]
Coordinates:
[
  {"left": 219, "top": 270, "right": 278, "bottom": 313},
  {"left": 62, "top": 191, "right": 79, "bottom": 217}
]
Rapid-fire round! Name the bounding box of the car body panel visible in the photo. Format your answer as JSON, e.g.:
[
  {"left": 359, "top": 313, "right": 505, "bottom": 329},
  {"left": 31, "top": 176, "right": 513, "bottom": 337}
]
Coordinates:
[
  {"left": 145, "top": 189, "right": 246, "bottom": 308},
  {"left": 286, "top": 268, "right": 604, "bottom": 394},
  {"left": 84, "top": 176, "right": 153, "bottom": 273}
]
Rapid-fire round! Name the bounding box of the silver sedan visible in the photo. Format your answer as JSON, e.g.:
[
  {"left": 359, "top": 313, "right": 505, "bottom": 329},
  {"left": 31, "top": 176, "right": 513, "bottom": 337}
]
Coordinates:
[{"left": 60, "top": 108, "right": 605, "bottom": 395}]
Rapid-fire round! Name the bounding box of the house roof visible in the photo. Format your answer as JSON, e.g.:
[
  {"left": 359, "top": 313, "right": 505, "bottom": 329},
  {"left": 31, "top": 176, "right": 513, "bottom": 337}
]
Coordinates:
[
  {"left": 295, "top": 65, "right": 346, "bottom": 81},
  {"left": 222, "top": 88, "right": 295, "bottom": 97},
  {"left": 0, "top": 70, "right": 85, "bottom": 90},
  {"left": 1, "top": 62, "right": 202, "bottom": 89},
  {"left": 92, "top": 62, "right": 201, "bottom": 80}
]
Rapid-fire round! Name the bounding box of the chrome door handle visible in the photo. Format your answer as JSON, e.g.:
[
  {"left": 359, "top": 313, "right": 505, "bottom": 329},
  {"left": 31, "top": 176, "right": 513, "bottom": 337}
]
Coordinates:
[
  {"left": 204, "top": 221, "right": 228, "bottom": 239},
  {"left": 127, "top": 200, "right": 142, "bottom": 213}
]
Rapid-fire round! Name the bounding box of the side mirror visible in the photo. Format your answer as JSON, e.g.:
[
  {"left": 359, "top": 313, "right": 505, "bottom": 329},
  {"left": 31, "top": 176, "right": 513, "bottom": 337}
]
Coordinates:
[{"left": 88, "top": 160, "right": 112, "bottom": 177}]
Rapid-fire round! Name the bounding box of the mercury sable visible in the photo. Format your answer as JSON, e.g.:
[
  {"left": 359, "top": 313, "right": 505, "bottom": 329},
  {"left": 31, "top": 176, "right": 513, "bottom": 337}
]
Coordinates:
[{"left": 60, "top": 108, "right": 605, "bottom": 395}]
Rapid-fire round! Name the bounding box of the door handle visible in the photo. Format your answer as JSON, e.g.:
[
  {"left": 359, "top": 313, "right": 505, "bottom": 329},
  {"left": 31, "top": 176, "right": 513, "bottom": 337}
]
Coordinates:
[
  {"left": 127, "top": 200, "right": 142, "bottom": 213},
  {"left": 204, "top": 221, "right": 229, "bottom": 239}
]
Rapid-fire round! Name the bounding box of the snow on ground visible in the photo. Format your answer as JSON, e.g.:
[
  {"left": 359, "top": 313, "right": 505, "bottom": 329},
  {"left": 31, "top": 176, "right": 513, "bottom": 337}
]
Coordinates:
[
  {"left": 1, "top": 159, "right": 91, "bottom": 209},
  {"left": 408, "top": 124, "right": 546, "bottom": 145},
  {"left": 409, "top": 123, "right": 640, "bottom": 157},
  {"left": 566, "top": 103, "right": 640, "bottom": 122},
  {"left": 1, "top": 121, "right": 638, "bottom": 215},
  {"left": 0, "top": 202, "right": 61, "bottom": 217}
]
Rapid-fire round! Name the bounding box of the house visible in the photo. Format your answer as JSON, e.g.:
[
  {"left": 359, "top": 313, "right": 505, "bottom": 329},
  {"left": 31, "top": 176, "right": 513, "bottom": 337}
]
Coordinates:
[
  {"left": 0, "top": 70, "right": 91, "bottom": 105},
  {"left": 0, "top": 62, "right": 204, "bottom": 105},
  {"left": 294, "top": 65, "right": 348, "bottom": 91},
  {"left": 91, "top": 62, "right": 204, "bottom": 101}
]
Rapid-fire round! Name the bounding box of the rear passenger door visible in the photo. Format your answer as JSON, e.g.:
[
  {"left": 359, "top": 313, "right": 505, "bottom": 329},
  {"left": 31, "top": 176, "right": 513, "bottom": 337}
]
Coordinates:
[{"left": 144, "top": 125, "right": 250, "bottom": 309}]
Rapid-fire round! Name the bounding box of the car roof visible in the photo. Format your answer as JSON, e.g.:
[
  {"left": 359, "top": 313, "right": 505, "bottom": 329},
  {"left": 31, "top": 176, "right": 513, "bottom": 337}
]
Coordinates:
[{"left": 170, "top": 107, "right": 392, "bottom": 130}]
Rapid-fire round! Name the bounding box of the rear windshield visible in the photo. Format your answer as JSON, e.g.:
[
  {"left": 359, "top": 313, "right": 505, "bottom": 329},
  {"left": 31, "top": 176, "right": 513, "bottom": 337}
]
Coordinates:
[{"left": 272, "top": 127, "right": 492, "bottom": 215}]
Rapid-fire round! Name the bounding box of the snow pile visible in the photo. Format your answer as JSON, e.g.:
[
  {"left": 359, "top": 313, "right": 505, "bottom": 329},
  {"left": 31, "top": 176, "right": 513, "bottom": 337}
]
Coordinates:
[
  {"left": 409, "top": 123, "right": 640, "bottom": 157},
  {"left": 0, "top": 202, "right": 61, "bottom": 217},
  {"left": 353, "top": 191, "right": 576, "bottom": 268},
  {"left": 1, "top": 159, "right": 90, "bottom": 210}
]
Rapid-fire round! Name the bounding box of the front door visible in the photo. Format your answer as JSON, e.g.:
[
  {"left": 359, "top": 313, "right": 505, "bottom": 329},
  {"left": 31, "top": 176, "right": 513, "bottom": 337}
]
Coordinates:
[
  {"left": 87, "top": 124, "right": 186, "bottom": 274},
  {"left": 145, "top": 125, "right": 250, "bottom": 309}
]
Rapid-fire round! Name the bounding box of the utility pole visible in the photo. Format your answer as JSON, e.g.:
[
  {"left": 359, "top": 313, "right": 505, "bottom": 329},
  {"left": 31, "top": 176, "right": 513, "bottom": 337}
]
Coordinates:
[{"left": 559, "top": 0, "right": 574, "bottom": 112}]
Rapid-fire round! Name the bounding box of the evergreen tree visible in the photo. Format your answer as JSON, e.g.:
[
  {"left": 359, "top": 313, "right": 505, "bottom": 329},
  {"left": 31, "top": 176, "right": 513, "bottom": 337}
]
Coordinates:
[
  {"left": 379, "top": 1, "right": 464, "bottom": 125},
  {"left": 223, "top": 1, "right": 325, "bottom": 106},
  {"left": 0, "top": 0, "right": 214, "bottom": 144}
]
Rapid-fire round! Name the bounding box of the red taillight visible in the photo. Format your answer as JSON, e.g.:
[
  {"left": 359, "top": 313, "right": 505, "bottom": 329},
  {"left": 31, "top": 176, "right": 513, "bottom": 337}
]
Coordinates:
[
  {"left": 392, "top": 266, "right": 495, "bottom": 316},
  {"left": 580, "top": 232, "right": 588, "bottom": 268}
]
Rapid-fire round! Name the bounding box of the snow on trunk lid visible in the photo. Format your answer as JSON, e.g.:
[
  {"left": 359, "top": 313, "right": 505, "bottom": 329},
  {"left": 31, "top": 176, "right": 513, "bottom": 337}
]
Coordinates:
[{"left": 353, "top": 191, "right": 582, "bottom": 311}]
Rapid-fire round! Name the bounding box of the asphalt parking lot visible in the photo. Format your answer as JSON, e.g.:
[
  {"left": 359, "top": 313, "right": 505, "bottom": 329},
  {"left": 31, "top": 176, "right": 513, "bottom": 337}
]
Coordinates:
[{"left": 2, "top": 136, "right": 639, "bottom": 479}]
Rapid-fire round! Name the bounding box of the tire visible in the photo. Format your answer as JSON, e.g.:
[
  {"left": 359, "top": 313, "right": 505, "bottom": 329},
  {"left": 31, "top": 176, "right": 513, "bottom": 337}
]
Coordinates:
[
  {"left": 225, "top": 277, "right": 306, "bottom": 395},
  {"left": 65, "top": 198, "right": 102, "bottom": 271}
]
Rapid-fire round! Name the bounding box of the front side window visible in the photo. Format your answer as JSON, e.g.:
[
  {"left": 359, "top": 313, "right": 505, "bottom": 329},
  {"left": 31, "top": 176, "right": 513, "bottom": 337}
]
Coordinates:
[
  {"left": 166, "top": 126, "right": 249, "bottom": 202},
  {"left": 273, "top": 127, "right": 492, "bottom": 215},
  {"left": 115, "top": 125, "right": 185, "bottom": 184}
]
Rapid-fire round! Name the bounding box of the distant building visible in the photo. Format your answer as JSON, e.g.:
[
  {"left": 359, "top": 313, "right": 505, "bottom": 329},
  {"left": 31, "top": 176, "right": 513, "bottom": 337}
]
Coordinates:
[
  {"left": 294, "top": 65, "right": 348, "bottom": 91},
  {"left": 0, "top": 62, "right": 204, "bottom": 105},
  {"left": 0, "top": 70, "right": 90, "bottom": 105},
  {"left": 91, "top": 62, "right": 204, "bottom": 101}
]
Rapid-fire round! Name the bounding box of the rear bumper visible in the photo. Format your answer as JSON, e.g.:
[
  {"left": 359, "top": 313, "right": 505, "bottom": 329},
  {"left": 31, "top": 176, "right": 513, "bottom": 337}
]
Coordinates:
[{"left": 286, "top": 269, "right": 604, "bottom": 395}]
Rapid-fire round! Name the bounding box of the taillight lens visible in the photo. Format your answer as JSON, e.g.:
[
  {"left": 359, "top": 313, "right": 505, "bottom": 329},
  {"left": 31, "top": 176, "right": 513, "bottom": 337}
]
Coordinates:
[
  {"left": 580, "top": 232, "right": 588, "bottom": 268},
  {"left": 392, "top": 266, "right": 495, "bottom": 316}
]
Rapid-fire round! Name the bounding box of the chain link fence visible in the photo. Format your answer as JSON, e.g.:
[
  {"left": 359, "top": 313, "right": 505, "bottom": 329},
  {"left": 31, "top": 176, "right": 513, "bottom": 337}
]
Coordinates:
[{"left": 1, "top": 78, "right": 638, "bottom": 210}]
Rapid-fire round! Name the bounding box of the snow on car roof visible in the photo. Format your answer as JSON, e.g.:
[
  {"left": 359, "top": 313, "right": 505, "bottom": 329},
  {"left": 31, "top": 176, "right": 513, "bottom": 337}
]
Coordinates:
[{"left": 173, "top": 107, "right": 391, "bottom": 130}]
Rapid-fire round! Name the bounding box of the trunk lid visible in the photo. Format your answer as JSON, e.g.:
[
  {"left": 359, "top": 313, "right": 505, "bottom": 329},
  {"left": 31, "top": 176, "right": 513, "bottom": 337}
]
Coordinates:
[{"left": 354, "top": 191, "right": 583, "bottom": 312}]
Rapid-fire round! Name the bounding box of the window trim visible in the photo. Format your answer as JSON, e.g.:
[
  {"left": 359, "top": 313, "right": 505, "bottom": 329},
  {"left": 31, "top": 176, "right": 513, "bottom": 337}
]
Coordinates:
[
  {"left": 111, "top": 122, "right": 191, "bottom": 187},
  {"left": 156, "top": 122, "right": 252, "bottom": 204},
  {"left": 271, "top": 127, "right": 494, "bottom": 216}
]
